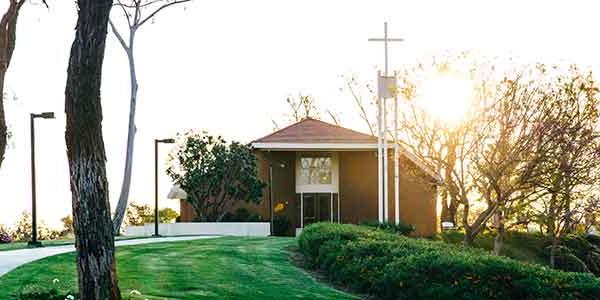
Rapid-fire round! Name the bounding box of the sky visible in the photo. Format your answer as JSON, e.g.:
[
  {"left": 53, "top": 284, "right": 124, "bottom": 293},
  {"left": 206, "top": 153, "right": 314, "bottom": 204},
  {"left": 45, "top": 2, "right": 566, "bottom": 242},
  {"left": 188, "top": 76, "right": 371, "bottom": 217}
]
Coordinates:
[{"left": 1, "top": 0, "right": 600, "bottom": 228}]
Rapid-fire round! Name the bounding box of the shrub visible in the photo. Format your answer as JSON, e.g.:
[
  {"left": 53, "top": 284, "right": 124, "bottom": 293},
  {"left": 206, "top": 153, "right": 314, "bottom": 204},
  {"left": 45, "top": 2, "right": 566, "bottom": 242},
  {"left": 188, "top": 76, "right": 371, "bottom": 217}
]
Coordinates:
[
  {"left": 16, "top": 288, "right": 75, "bottom": 300},
  {"left": 0, "top": 231, "right": 12, "bottom": 244},
  {"left": 299, "top": 223, "right": 600, "bottom": 300},
  {"left": 555, "top": 234, "right": 600, "bottom": 276},
  {"left": 272, "top": 215, "right": 290, "bottom": 236},
  {"left": 546, "top": 245, "right": 591, "bottom": 274},
  {"left": 586, "top": 234, "right": 600, "bottom": 248},
  {"left": 360, "top": 220, "right": 415, "bottom": 235},
  {"left": 221, "top": 208, "right": 262, "bottom": 222},
  {"left": 126, "top": 203, "right": 180, "bottom": 225},
  {"left": 0, "top": 225, "right": 12, "bottom": 244},
  {"left": 16, "top": 279, "right": 76, "bottom": 300}
]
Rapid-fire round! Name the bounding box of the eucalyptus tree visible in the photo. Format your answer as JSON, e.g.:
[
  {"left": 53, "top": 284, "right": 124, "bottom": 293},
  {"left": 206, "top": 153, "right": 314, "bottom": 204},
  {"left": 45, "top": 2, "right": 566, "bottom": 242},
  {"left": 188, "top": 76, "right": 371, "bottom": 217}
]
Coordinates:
[
  {"left": 109, "top": 0, "right": 191, "bottom": 234},
  {"left": 64, "top": 0, "right": 121, "bottom": 297},
  {"left": 0, "top": 0, "right": 46, "bottom": 169}
]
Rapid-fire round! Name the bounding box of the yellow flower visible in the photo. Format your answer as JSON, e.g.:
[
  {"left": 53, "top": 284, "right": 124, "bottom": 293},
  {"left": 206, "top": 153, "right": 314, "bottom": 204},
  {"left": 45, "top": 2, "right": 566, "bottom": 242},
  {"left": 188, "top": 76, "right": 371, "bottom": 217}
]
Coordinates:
[{"left": 274, "top": 203, "right": 285, "bottom": 213}]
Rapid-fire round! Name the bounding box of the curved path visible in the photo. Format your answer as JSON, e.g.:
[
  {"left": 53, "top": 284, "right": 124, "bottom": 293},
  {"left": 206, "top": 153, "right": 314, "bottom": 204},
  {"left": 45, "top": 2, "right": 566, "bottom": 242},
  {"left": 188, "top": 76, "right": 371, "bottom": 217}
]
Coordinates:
[{"left": 0, "top": 235, "right": 218, "bottom": 277}]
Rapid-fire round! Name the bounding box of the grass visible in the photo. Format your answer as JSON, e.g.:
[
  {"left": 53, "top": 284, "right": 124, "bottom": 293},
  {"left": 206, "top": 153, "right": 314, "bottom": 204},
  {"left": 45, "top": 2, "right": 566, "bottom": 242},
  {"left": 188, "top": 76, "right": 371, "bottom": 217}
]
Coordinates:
[
  {"left": 0, "top": 237, "right": 357, "bottom": 300},
  {"left": 439, "top": 230, "right": 548, "bottom": 265},
  {"left": 0, "top": 235, "right": 150, "bottom": 252}
]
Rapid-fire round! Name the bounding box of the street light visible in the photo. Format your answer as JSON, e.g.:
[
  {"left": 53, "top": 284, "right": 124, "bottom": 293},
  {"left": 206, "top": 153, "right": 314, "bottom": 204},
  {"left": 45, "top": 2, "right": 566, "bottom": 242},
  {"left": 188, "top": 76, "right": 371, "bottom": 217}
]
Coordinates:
[
  {"left": 154, "top": 138, "right": 175, "bottom": 237},
  {"left": 29, "top": 112, "right": 55, "bottom": 247}
]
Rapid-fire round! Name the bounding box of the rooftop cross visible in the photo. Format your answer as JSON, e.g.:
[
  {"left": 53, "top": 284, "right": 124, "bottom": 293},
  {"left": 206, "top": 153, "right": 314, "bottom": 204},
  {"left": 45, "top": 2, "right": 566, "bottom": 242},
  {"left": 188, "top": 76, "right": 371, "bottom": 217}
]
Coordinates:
[
  {"left": 368, "top": 22, "right": 404, "bottom": 223},
  {"left": 368, "top": 22, "right": 405, "bottom": 76}
]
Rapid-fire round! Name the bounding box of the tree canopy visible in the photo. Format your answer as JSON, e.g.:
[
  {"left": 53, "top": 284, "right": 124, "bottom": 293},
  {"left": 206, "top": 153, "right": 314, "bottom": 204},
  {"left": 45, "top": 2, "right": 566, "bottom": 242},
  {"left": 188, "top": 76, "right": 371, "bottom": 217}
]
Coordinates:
[{"left": 167, "top": 131, "right": 265, "bottom": 222}]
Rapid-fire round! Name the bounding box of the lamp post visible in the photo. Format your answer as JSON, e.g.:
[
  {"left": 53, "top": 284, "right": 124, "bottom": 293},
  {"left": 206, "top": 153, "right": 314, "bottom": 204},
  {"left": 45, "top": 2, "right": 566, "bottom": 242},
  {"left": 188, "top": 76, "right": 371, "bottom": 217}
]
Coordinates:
[
  {"left": 29, "top": 112, "right": 55, "bottom": 247},
  {"left": 154, "top": 138, "right": 175, "bottom": 237},
  {"left": 268, "top": 161, "right": 285, "bottom": 236}
]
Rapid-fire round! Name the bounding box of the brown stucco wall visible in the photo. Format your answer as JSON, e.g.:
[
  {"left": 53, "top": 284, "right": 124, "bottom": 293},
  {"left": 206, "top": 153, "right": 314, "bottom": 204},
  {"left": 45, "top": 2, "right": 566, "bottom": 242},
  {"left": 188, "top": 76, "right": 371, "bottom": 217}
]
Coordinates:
[
  {"left": 179, "top": 149, "right": 438, "bottom": 237},
  {"left": 338, "top": 151, "right": 438, "bottom": 237}
]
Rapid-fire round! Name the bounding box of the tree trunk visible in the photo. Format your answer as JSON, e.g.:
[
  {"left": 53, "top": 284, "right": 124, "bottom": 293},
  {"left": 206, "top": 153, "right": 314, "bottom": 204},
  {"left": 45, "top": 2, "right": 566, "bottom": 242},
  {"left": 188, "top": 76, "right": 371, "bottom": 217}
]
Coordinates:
[
  {"left": 440, "top": 193, "right": 458, "bottom": 226},
  {"left": 112, "top": 43, "right": 138, "bottom": 235},
  {"left": 462, "top": 203, "right": 475, "bottom": 247},
  {"left": 64, "top": 0, "right": 120, "bottom": 298},
  {"left": 440, "top": 131, "right": 459, "bottom": 227},
  {"left": 493, "top": 210, "right": 504, "bottom": 256},
  {"left": 0, "top": 0, "right": 24, "bottom": 172},
  {"left": 463, "top": 230, "right": 475, "bottom": 247},
  {"left": 0, "top": 71, "right": 8, "bottom": 168},
  {"left": 549, "top": 238, "right": 558, "bottom": 268}
]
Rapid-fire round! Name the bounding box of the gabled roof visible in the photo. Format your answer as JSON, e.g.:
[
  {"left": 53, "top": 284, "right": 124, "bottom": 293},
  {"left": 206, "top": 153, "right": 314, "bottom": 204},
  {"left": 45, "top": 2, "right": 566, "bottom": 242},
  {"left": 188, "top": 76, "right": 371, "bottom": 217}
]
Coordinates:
[
  {"left": 252, "top": 118, "right": 442, "bottom": 183},
  {"left": 253, "top": 118, "right": 377, "bottom": 144}
]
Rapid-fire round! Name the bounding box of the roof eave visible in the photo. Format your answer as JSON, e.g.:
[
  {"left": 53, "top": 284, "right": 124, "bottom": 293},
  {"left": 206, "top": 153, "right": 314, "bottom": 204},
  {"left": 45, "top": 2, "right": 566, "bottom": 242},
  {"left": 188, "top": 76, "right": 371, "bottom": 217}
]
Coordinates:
[{"left": 252, "top": 142, "right": 379, "bottom": 150}]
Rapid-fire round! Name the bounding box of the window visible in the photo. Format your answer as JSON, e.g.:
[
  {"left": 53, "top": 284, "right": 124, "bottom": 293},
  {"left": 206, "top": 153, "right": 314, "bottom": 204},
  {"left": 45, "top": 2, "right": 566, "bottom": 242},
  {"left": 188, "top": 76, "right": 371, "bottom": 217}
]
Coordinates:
[{"left": 299, "top": 155, "right": 332, "bottom": 185}]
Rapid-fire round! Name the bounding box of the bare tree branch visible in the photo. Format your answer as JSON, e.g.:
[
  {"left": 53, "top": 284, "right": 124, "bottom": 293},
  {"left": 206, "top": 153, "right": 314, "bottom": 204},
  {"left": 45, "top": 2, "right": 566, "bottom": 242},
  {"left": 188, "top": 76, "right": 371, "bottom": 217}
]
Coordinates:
[{"left": 137, "top": 0, "right": 191, "bottom": 28}]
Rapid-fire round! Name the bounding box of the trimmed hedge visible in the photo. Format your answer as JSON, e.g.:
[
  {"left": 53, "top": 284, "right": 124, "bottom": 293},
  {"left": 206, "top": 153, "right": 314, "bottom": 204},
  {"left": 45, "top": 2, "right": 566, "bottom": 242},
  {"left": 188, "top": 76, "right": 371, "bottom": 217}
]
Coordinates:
[
  {"left": 298, "top": 223, "right": 600, "bottom": 300},
  {"left": 359, "top": 220, "right": 415, "bottom": 236}
]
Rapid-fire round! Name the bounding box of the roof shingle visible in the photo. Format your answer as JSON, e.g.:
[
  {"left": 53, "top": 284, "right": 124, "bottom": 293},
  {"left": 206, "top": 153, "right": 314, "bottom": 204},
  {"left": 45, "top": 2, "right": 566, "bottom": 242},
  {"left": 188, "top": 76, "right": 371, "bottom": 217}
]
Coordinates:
[{"left": 253, "top": 118, "right": 376, "bottom": 144}]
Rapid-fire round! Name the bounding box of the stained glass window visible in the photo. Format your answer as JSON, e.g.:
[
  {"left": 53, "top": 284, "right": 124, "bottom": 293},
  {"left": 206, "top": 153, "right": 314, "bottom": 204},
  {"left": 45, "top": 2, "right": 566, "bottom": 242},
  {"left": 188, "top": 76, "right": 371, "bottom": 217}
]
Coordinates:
[{"left": 298, "top": 155, "right": 332, "bottom": 185}]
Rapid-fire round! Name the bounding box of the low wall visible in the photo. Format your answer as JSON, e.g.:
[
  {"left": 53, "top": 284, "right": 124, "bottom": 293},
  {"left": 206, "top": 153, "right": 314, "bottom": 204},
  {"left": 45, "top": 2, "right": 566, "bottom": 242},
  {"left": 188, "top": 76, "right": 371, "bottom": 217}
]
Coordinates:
[{"left": 124, "top": 222, "right": 271, "bottom": 237}]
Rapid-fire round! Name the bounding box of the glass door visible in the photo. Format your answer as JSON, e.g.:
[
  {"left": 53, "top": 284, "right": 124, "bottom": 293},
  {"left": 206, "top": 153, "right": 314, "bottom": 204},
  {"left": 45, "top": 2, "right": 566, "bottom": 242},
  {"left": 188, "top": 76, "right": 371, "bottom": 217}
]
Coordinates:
[
  {"left": 300, "top": 193, "right": 339, "bottom": 227},
  {"left": 302, "top": 193, "right": 317, "bottom": 226}
]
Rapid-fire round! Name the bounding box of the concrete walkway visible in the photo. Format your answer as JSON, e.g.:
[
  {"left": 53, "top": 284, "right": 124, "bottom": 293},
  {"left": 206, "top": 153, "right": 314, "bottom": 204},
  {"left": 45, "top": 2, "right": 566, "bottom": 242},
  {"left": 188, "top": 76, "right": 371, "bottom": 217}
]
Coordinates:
[{"left": 0, "top": 235, "right": 218, "bottom": 277}]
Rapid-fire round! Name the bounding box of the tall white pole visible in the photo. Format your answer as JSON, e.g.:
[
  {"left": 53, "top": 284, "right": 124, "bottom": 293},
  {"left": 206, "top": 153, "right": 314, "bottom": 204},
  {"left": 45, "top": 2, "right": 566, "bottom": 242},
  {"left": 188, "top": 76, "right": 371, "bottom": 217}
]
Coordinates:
[
  {"left": 369, "top": 22, "right": 404, "bottom": 224},
  {"left": 300, "top": 192, "right": 304, "bottom": 228},
  {"left": 382, "top": 22, "right": 389, "bottom": 222},
  {"left": 377, "top": 71, "right": 384, "bottom": 223},
  {"left": 394, "top": 73, "right": 400, "bottom": 225},
  {"left": 383, "top": 98, "right": 389, "bottom": 222}
]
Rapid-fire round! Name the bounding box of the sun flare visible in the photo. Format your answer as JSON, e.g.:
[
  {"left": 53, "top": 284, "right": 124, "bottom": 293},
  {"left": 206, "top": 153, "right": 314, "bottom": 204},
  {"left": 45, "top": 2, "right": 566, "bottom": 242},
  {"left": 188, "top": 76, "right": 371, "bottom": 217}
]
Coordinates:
[{"left": 418, "top": 75, "right": 474, "bottom": 125}]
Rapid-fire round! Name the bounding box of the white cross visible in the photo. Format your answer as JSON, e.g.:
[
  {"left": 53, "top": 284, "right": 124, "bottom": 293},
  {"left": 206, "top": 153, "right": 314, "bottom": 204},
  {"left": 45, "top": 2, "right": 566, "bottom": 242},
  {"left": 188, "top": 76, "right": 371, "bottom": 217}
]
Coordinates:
[
  {"left": 368, "top": 22, "right": 404, "bottom": 76},
  {"left": 368, "top": 22, "right": 404, "bottom": 224}
]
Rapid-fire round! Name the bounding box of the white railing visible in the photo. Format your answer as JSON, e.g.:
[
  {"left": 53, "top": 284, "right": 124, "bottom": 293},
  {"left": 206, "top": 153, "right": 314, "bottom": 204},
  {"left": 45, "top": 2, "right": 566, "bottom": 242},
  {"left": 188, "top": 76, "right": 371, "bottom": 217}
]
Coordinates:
[{"left": 124, "top": 222, "right": 271, "bottom": 237}]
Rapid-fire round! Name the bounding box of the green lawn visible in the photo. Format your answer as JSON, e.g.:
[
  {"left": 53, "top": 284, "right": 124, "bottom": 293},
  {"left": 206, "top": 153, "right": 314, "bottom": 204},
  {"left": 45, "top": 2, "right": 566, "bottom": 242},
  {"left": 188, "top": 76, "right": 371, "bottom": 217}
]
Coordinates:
[
  {"left": 0, "top": 236, "right": 150, "bottom": 252},
  {"left": 0, "top": 239, "right": 74, "bottom": 252},
  {"left": 0, "top": 237, "right": 356, "bottom": 300}
]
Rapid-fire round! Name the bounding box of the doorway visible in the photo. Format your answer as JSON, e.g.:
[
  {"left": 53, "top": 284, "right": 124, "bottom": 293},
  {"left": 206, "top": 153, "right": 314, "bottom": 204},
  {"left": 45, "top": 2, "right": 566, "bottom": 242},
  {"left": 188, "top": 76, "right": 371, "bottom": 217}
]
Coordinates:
[{"left": 299, "top": 192, "right": 339, "bottom": 227}]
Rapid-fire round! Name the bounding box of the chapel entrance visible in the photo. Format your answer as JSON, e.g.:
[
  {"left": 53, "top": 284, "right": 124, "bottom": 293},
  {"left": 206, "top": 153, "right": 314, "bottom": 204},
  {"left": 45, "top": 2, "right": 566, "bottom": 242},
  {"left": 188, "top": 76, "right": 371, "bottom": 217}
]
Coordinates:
[{"left": 300, "top": 192, "right": 339, "bottom": 227}]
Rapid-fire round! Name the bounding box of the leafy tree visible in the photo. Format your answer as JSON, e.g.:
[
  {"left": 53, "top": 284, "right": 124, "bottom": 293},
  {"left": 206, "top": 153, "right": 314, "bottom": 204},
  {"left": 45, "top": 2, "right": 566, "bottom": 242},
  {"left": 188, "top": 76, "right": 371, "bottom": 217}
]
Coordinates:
[
  {"left": 468, "top": 66, "right": 550, "bottom": 255},
  {"left": 11, "top": 211, "right": 31, "bottom": 241},
  {"left": 109, "top": 0, "right": 191, "bottom": 235},
  {"left": 11, "top": 211, "right": 60, "bottom": 241},
  {"left": 396, "top": 55, "right": 497, "bottom": 244},
  {"left": 64, "top": 0, "right": 121, "bottom": 297},
  {"left": 167, "top": 131, "right": 265, "bottom": 222},
  {"left": 398, "top": 57, "right": 554, "bottom": 253},
  {"left": 159, "top": 207, "right": 179, "bottom": 223},
  {"left": 522, "top": 65, "right": 600, "bottom": 267},
  {"left": 125, "top": 203, "right": 179, "bottom": 225},
  {"left": 59, "top": 215, "right": 74, "bottom": 238}
]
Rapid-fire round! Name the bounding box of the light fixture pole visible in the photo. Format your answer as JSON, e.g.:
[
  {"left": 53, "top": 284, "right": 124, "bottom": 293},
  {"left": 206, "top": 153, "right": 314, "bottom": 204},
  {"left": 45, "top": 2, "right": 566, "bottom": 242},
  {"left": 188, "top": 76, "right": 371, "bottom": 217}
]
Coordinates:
[
  {"left": 154, "top": 138, "right": 175, "bottom": 237},
  {"left": 29, "top": 112, "right": 55, "bottom": 247}
]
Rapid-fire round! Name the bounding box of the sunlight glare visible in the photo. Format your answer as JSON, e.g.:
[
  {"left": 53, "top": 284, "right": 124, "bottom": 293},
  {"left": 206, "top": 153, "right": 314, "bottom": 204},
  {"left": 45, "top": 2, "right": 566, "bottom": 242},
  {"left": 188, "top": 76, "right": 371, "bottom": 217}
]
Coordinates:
[{"left": 418, "top": 75, "right": 474, "bottom": 125}]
